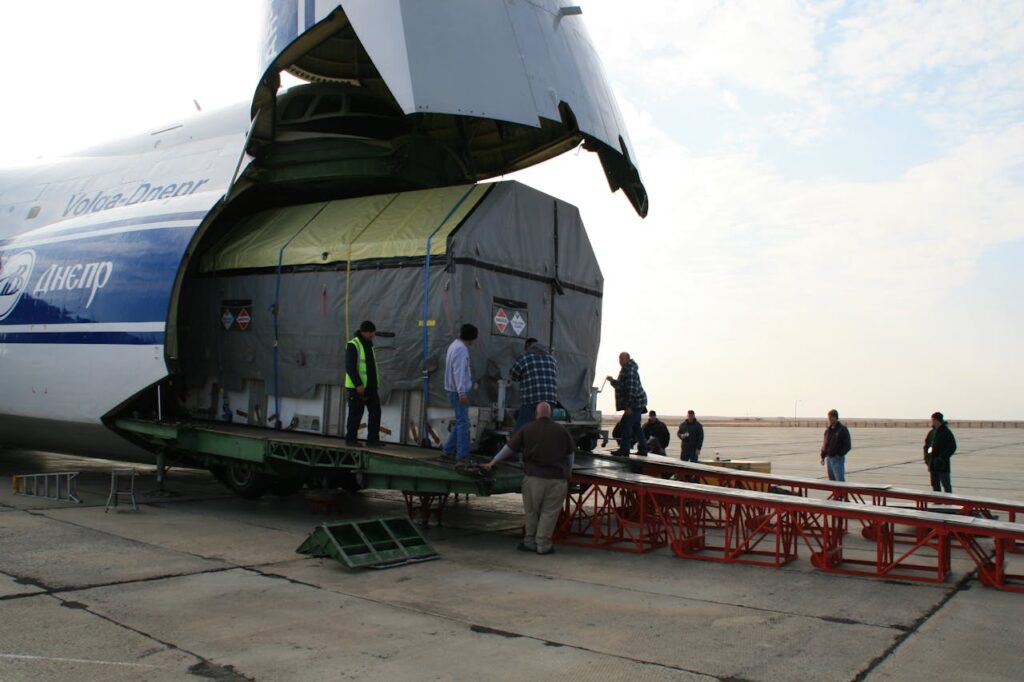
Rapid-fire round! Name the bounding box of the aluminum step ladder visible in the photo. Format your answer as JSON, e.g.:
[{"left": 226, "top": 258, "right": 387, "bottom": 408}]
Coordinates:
[
  {"left": 12, "top": 472, "right": 81, "bottom": 503},
  {"left": 105, "top": 469, "right": 138, "bottom": 512}
]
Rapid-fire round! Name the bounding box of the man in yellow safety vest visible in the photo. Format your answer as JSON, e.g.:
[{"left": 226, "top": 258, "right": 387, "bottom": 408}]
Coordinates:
[{"left": 345, "top": 320, "right": 381, "bottom": 446}]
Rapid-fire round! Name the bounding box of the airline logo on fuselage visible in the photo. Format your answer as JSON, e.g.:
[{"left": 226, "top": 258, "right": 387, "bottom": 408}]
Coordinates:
[
  {"left": 63, "top": 177, "right": 210, "bottom": 218},
  {"left": 0, "top": 250, "right": 36, "bottom": 320},
  {"left": 32, "top": 261, "right": 113, "bottom": 307}
]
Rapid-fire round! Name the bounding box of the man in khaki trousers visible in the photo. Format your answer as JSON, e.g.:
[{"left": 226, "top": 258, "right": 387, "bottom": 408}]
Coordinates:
[{"left": 482, "top": 402, "right": 574, "bottom": 554}]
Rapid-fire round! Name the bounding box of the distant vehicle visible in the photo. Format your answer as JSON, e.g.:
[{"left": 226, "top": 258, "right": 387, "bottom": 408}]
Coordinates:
[{"left": 0, "top": 0, "right": 646, "bottom": 496}]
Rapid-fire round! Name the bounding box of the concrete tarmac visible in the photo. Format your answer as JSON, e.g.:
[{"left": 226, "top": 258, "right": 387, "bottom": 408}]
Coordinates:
[{"left": 1, "top": 427, "right": 1022, "bottom": 681}]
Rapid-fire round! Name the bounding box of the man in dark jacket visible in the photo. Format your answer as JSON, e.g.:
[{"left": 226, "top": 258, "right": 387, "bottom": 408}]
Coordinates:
[
  {"left": 345, "top": 320, "right": 381, "bottom": 446},
  {"left": 607, "top": 352, "right": 648, "bottom": 456},
  {"left": 677, "top": 410, "right": 705, "bottom": 462},
  {"left": 820, "top": 408, "right": 852, "bottom": 481},
  {"left": 642, "top": 411, "right": 671, "bottom": 455},
  {"left": 924, "top": 411, "right": 957, "bottom": 493},
  {"left": 481, "top": 402, "right": 574, "bottom": 555}
]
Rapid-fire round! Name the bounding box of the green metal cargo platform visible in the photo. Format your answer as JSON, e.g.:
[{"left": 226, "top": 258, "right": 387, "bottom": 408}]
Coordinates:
[{"left": 113, "top": 418, "right": 523, "bottom": 513}]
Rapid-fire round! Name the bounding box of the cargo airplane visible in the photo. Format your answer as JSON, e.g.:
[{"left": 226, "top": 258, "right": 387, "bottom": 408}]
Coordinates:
[{"left": 0, "top": 0, "right": 646, "bottom": 495}]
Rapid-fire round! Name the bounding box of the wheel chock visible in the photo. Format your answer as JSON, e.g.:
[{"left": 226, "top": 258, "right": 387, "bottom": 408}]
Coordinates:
[{"left": 297, "top": 516, "right": 439, "bottom": 569}]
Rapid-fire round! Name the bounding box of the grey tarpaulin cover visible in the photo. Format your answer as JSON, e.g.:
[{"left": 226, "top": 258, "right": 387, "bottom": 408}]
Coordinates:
[{"left": 180, "top": 181, "right": 602, "bottom": 412}]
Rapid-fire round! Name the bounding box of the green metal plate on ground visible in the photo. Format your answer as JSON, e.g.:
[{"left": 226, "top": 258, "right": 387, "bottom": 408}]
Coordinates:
[{"left": 297, "top": 516, "right": 438, "bottom": 569}]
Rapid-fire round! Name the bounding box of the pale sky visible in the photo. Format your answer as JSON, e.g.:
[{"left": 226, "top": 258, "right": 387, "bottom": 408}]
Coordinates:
[{"left": 1, "top": 1, "right": 1021, "bottom": 420}]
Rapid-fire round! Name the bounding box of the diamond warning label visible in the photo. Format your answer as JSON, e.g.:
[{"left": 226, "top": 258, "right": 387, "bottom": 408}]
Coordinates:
[
  {"left": 491, "top": 300, "right": 528, "bottom": 338},
  {"left": 510, "top": 311, "right": 526, "bottom": 336},
  {"left": 494, "top": 307, "right": 509, "bottom": 334},
  {"left": 221, "top": 299, "right": 253, "bottom": 332}
]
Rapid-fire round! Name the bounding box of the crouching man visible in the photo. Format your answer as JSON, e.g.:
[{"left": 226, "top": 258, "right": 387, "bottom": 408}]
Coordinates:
[{"left": 482, "top": 402, "right": 574, "bottom": 555}]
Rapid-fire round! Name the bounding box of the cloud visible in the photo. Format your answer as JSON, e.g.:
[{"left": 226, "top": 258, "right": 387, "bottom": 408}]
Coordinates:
[
  {"left": 721, "top": 89, "right": 740, "bottom": 111},
  {"left": 829, "top": 1, "right": 1024, "bottom": 133},
  {"left": 513, "top": 95, "right": 1024, "bottom": 418},
  {"left": 583, "top": 0, "right": 826, "bottom": 101}
]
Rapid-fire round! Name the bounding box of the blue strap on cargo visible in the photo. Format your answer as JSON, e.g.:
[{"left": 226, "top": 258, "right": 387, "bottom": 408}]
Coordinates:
[
  {"left": 420, "top": 187, "right": 475, "bottom": 446},
  {"left": 272, "top": 204, "right": 327, "bottom": 429}
]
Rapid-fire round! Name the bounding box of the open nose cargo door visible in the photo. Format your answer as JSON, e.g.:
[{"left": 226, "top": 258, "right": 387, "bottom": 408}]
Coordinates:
[{"left": 250, "top": 0, "right": 647, "bottom": 216}]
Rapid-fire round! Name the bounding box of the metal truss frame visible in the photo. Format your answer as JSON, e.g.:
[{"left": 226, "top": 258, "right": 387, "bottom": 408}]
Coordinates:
[
  {"left": 635, "top": 456, "right": 1024, "bottom": 554},
  {"left": 558, "top": 470, "right": 1024, "bottom": 592}
]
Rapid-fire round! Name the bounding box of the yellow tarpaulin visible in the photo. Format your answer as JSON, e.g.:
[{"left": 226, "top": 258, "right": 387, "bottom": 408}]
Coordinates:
[{"left": 201, "top": 184, "right": 489, "bottom": 272}]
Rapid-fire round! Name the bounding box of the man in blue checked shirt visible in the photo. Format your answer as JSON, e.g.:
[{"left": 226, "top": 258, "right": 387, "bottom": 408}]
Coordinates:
[{"left": 509, "top": 337, "right": 559, "bottom": 435}]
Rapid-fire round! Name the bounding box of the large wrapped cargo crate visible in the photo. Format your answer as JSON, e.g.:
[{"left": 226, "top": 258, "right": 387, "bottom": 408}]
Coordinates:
[{"left": 178, "top": 180, "right": 604, "bottom": 451}]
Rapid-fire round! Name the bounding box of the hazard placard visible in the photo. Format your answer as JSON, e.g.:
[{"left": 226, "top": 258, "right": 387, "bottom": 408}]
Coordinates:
[
  {"left": 510, "top": 311, "right": 526, "bottom": 337},
  {"left": 221, "top": 299, "right": 253, "bottom": 332},
  {"left": 491, "top": 299, "right": 528, "bottom": 338},
  {"left": 493, "top": 307, "right": 509, "bottom": 334}
]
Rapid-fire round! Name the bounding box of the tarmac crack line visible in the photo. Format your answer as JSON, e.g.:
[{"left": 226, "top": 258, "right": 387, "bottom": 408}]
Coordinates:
[
  {"left": 436, "top": 551, "right": 918, "bottom": 632},
  {"left": 0, "top": 565, "right": 241, "bottom": 602},
  {"left": 850, "top": 574, "right": 973, "bottom": 682},
  {"left": 16, "top": 507, "right": 303, "bottom": 569},
  {"left": 21, "top": 592, "right": 256, "bottom": 681},
  {"left": 239, "top": 566, "right": 764, "bottom": 681},
  {"left": 246, "top": 566, "right": 724, "bottom": 679}
]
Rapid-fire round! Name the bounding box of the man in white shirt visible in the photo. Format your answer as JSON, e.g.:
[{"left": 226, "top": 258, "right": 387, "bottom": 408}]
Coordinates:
[{"left": 443, "top": 324, "right": 478, "bottom": 468}]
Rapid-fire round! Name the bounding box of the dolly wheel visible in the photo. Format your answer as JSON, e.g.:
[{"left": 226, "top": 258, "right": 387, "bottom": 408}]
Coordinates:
[{"left": 223, "top": 465, "right": 270, "bottom": 499}]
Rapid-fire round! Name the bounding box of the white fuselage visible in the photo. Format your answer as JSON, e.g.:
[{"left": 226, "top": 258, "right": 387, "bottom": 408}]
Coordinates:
[{"left": 0, "top": 104, "right": 250, "bottom": 459}]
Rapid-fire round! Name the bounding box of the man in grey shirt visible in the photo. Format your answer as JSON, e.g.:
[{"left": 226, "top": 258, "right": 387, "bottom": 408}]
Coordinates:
[{"left": 483, "top": 401, "right": 574, "bottom": 555}]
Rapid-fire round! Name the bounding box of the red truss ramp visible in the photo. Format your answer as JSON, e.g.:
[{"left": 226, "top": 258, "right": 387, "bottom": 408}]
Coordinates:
[
  {"left": 557, "top": 465, "right": 1024, "bottom": 592},
  {"left": 630, "top": 454, "right": 1024, "bottom": 554}
]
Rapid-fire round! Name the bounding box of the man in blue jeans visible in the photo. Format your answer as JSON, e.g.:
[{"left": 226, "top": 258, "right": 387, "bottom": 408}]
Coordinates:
[
  {"left": 819, "top": 408, "right": 852, "bottom": 481},
  {"left": 607, "top": 352, "right": 648, "bottom": 456},
  {"left": 443, "top": 323, "right": 478, "bottom": 469}
]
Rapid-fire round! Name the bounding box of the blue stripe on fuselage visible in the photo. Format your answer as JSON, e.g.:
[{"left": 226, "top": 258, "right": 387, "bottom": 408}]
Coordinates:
[
  {"left": 0, "top": 211, "right": 208, "bottom": 248},
  {"left": 0, "top": 331, "right": 164, "bottom": 345},
  {"left": 0, "top": 223, "right": 197, "bottom": 327}
]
